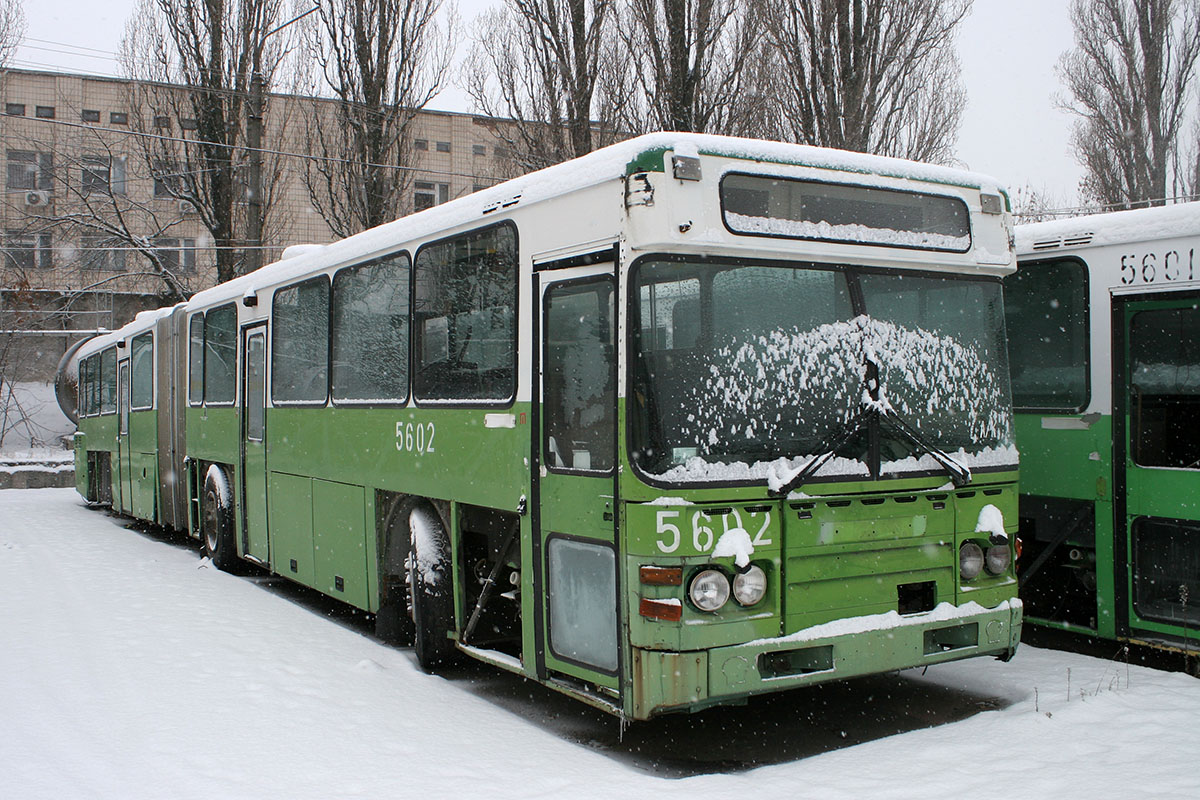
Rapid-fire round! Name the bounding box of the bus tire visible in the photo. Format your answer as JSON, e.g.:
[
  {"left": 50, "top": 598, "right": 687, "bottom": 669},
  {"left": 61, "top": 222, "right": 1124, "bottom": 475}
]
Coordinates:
[
  {"left": 375, "top": 498, "right": 416, "bottom": 646},
  {"left": 407, "top": 503, "right": 458, "bottom": 671},
  {"left": 202, "top": 465, "right": 238, "bottom": 573}
]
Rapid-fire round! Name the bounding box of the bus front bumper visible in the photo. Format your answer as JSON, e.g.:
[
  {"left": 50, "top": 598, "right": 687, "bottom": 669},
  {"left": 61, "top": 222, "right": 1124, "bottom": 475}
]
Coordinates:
[{"left": 630, "top": 599, "right": 1023, "bottom": 719}]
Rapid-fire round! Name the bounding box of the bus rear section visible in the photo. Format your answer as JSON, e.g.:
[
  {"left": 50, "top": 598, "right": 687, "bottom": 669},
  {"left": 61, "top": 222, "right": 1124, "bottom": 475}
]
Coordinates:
[{"left": 1010, "top": 205, "right": 1200, "bottom": 659}]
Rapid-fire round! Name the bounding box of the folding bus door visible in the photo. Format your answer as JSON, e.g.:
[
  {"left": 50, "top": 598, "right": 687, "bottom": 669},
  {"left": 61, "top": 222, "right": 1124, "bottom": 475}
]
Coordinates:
[
  {"left": 240, "top": 325, "right": 269, "bottom": 564},
  {"left": 1118, "top": 292, "right": 1200, "bottom": 645},
  {"left": 532, "top": 261, "right": 620, "bottom": 691},
  {"left": 117, "top": 358, "right": 132, "bottom": 514}
]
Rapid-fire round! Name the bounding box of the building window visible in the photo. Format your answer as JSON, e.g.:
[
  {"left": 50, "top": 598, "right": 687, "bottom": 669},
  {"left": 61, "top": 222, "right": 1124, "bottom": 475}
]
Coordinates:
[
  {"left": 152, "top": 237, "right": 196, "bottom": 273},
  {"left": 110, "top": 112, "right": 128, "bottom": 125},
  {"left": 82, "top": 109, "right": 101, "bottom": 123},
  {"left": 472, "top": 184, "right": 488, "bottom": 193},
  {"left": 35, "top": 106, "right": 55, "bottom": 119},
  {"left": 7, "top": 150, "right": 53, "bottom": 191},
  {"left": 3, "top": 231, "right": 53, "bottom": 270},
  {"left": 153, "top": 115, "right": 171, "bottom": 129},
  {"left": 152, "top": 160, "right": 183, "bottom": 198},
  {"left": 472, "top": 144, "right": 486, "bottom": 156},
  {"left": 180, "top": 118, "right": 198, "bottom": 131},
  {"left": 414, "top": 181, "right": 449, "bottom": 211},
  {"left": 494, "top": 146, "right": 510, "bottom": 159},
  {"left": 80, "top": 234, "right": 127, "bottom": 272},
  {"left": 414, "top": 138, "right": 429, "bottom": 151},
  {"left": 81, "top": 155, "right": 113, "bottom": 195},
  {"left": 6, "top": 103, "right": 25, "bottom": 116},
  {"left": 436, "top": 141, "right": 451, "bottom": 153}
]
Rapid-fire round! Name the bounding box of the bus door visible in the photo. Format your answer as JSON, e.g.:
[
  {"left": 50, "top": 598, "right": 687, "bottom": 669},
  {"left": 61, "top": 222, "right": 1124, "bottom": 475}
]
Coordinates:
[
  {"left": 117, "top": 358, "right": 132, "bottom": 513},
  {"left": 1118, "top": 292, "right": 1200, "bottom": 642},
  {"left": 533, "top": 262, "right": 620, "bottom": 687},
  {"left": 240, "top": 325, "right": 269, "bottom": 564}
]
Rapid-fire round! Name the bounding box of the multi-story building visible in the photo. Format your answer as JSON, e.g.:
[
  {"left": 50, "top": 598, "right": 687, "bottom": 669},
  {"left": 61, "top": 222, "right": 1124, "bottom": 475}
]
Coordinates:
[{"left": 1, "top": 67, "right": 513, "bottom": 381}]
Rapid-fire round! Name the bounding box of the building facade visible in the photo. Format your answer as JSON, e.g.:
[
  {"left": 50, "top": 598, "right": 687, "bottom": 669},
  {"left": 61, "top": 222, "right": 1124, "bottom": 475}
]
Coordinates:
[{"left": 1, "top": 67, "right": 513, "bottom": 380}]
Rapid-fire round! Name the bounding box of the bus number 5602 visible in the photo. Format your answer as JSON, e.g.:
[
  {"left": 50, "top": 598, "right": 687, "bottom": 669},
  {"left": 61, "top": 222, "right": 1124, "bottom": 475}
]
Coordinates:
[{"left": 396, "top": 421, "right": 436, "bottom": 454}]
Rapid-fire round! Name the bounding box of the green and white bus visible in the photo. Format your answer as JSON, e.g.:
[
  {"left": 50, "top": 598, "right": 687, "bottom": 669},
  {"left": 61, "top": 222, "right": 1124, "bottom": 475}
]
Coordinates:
[
  {"left": 65, "top": 133, "right": 1022, "bottom": 720},
  {"left": 1009, "top": 203, "right": 1200, "bottom": 657}
]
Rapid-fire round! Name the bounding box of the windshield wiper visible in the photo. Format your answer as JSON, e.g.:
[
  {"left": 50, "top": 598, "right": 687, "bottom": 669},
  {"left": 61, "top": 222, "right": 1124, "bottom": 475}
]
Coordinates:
[
  {"left": 769, "top": 406, "right": 871, "bottom": 497},
  {"left": 769, "top": 355, "right": 971, "bottom": 496},
  {"left": 877, "top": 407, "right": 972, "bottom": 487}
]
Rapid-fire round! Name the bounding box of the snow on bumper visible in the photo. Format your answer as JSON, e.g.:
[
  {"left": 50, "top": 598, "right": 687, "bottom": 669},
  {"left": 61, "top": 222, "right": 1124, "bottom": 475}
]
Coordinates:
[{"left": 632, "top": 600, "right": 1022, "bottom": 719}]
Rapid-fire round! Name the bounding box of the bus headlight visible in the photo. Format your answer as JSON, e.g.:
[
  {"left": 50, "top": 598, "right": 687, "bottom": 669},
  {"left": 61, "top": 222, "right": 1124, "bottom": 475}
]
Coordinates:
[
  {"left": 985, "top": 544, "right": 1012, "bottom": 575},
  {"left": 732, "top": 565, "right": 767, "bottom": 606},
  {"left": 960, "top": 542, "right": 984, "bottom": 581},
  {"left": 689, "top": 569, "right": 730, "bottom": 612}
]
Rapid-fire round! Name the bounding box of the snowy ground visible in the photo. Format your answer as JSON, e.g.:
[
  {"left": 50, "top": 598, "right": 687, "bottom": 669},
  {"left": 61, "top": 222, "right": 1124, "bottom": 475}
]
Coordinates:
[{"left": 2, "top": 488, "right": 1197, "bottom": 799}]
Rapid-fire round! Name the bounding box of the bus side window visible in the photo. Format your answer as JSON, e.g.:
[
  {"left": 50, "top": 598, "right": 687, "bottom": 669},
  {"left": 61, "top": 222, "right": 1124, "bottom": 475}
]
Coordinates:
[
  {"left": 413, "top": 223, "right": 516, "bottom": 403},
  {"left": 131, "top": 332, "right": 154, "bottom": 410},
  {"left": 331, "top": 255, "right": 410, "bottom": 404},
  {"left": 544, "top": 279, "right": 614, "bottom": 472},
  {"left": 204, "top": 304, "right": 238, "bottom": 405},
  {"left": 272, "top": 278, "right": 329, "bottom": 405}
]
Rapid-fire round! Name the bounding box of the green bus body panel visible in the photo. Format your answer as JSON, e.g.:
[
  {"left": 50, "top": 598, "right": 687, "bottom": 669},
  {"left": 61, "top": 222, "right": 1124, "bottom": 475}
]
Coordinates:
[
  {"left": 129, "top": 410, "right": 158, "bottom": 522},
  {"left": 312, "top": 480, "right": 370, "bottom": 609},
  {"left": 1014, "top": 413, "right": 1112, "bottom": 502},
  {"left": 622, "top": 477, "right": 1020, "bottom": 667},
  {"left": 186, "top": 406, "right": 241, "bottom": 465},
  {"left": 73, "top": 433, "right": 88, "bottom": 496},
  {"left": 269, "top": 472, "right": 316, "bottom": 586},
  {"left": 267, "top": 407, "right": 528, "bottom": 512}
]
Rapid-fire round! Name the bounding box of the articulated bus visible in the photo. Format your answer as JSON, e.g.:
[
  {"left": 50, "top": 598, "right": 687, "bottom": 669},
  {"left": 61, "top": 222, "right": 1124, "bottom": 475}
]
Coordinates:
[
  {"left": 62, "top": 133, "right": 1022, "bottom": 721},
  {"left": 1009, "top": 203, "right": 1200, "bottom": 659}
]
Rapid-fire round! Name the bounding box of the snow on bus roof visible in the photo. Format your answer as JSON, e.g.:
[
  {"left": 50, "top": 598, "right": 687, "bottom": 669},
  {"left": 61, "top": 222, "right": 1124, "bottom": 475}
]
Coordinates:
[
  {"left": 1016, "top": 201, "right": 1200, "bottom": 254},
  {"left": 76, "top": 305, "right": 181, "bottom": 359},
  {"left": 188, "top": 132, "right": 1006, "bottom": 311}
]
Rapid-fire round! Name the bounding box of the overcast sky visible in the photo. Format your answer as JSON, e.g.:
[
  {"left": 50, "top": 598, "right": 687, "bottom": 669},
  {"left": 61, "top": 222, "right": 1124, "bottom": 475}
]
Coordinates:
[{"left": 11, "top": 0, "right": 1083, "bottom": 204}]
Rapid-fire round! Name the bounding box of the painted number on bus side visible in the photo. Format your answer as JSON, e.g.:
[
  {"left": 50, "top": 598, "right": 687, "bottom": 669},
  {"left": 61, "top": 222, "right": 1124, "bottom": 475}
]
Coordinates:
[
  {"left": 395, "top": 421, "right": 436, "bottom": 454},
  {"left": 1120, "top": 248, "right": 1199, "bottom": 285},
  {"left": 654, "top": 508, "right": 773, "bottom": 554}
]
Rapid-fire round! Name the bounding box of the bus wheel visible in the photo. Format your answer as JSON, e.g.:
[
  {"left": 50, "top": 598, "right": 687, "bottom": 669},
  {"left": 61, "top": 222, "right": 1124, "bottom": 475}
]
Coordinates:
[
  {"left": 375, "top": 498, "right": 416, "bottom": 646},
  {"left": 407, "top": 503, "right": 457, "bottom": 671},
  {"left": 202, "top": 465, "right": 238, "bottom": 573}
]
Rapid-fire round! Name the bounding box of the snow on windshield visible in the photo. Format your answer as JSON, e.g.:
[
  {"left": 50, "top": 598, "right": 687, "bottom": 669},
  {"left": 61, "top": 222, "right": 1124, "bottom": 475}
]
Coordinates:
[{"left": 652, "top": 315, "right": 1014, "bottom": 484}]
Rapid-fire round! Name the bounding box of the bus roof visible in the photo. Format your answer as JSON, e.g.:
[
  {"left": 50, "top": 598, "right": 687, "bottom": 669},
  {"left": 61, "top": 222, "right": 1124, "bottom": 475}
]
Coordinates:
[
  {"left": 187, "top": 133, "right": 1008, "bottom": 312},
  {"left": 1016, "top": 202, "right": 1200, "bottom": 255}
]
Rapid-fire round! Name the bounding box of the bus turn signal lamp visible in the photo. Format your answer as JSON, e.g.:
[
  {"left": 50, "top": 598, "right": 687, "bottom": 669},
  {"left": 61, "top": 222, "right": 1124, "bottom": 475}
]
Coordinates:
[
  {"left": 640, "top": 565, "right": 683, "bottom": 586},
  {"left": 640, "top": 597, "right": 683, "bottom": 622}
]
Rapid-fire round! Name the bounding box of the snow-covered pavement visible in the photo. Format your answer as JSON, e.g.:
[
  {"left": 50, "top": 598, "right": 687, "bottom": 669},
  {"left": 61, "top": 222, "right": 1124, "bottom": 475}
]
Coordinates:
[{"left": 2, "top": 488, "right": 1196, "bottom": 799}]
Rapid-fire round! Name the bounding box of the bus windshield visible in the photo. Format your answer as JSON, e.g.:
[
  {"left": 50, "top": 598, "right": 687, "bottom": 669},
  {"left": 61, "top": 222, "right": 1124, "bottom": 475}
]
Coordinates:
[{"left": 629, "top": 258, "right": 1015, "bottom": 485}]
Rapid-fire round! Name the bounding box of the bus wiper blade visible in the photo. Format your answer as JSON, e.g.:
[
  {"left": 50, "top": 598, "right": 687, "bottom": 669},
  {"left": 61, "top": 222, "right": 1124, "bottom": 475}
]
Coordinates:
[
  {"left": 878, "top": 408, "right": 971, "bottom": 487},
  {"left": 769, "top": 408, "right": 870, "bottom": 497}
]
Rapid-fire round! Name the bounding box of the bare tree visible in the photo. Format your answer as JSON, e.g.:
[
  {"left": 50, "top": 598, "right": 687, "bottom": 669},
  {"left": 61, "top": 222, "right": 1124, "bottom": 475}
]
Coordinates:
[
  {"left": 119, "top": 0, "right": 291, "bottom": 284},
  {"left": 615, "top": 0, "right": 764, "bottom": 135},
  {"left": 463, "top": 0, "right": 616, "bottom": 172},
  {"left": 1060, "top": 0, "right": 1200, "bottom": 208},
  {"left": 0, "top": 0, "right": 25, "bottom": 73},
  {"left": 763, "top": 0, "right": 970, "bottom": 164},
  {"left": 297, "top": 0, "right": 454, "bottom": 237}
]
